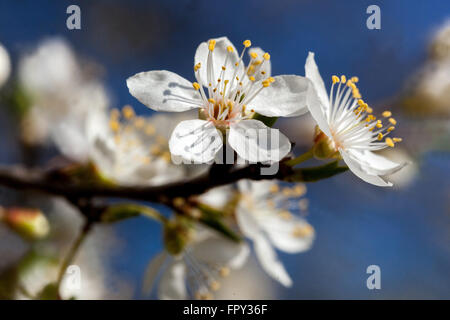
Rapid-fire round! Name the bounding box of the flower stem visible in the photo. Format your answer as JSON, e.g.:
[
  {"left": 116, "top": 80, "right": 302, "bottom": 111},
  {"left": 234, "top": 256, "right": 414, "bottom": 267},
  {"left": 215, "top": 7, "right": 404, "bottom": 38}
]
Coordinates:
[
  {"left": 56, "top": 220, "right": 92, "bottom": 296},
  {"left": 285, "top": 148, "right": 314, "bottom": 167}
]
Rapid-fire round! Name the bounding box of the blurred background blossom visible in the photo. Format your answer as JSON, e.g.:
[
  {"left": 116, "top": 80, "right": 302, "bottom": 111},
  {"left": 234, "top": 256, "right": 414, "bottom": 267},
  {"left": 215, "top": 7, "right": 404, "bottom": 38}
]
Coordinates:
[{"left": 0, "top": 0, "right": 449, "bottom": 299}]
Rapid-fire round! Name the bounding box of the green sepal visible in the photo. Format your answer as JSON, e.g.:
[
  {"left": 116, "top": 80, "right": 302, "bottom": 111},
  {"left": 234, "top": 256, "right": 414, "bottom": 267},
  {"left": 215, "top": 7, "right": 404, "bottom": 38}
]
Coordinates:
[
  {"left": 101, "top": 203, "right": 165, "bottom": 223},
  {"left": 252, "top": 112, "right": 278, "bottom": 127},
  {"left": 287, "top": 160, "right": 349, "bottom": 182}
]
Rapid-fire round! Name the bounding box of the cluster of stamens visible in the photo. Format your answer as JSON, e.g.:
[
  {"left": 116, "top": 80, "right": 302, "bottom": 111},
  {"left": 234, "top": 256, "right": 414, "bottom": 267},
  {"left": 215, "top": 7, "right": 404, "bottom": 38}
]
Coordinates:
[
  {"left": 192, "top": 39, "right": 274, "bottom": 125},
  {"left": 183, "top": 248, "right": 231, "bottom": 300},
  {"left": 327, "top": 75, "right": 402, "bottom": 150},
  {"left": 109, "top": 105, "right": 171, "bottom": 165}
]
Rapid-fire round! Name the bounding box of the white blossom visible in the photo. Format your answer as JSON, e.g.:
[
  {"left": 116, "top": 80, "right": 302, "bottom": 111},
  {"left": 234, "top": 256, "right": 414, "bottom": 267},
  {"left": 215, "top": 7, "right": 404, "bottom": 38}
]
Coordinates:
[
  {"left": 0, "top": 42, "right": 11, "bottom": 88},
  {"left": 127, "top": 37, "right": 313, "bottom": 163},
  {"left": 305, "top": 52, "right": 407, "bottom": 187},
  {"left": 143, "top": 228, "right": 249, "bottom": 300}
]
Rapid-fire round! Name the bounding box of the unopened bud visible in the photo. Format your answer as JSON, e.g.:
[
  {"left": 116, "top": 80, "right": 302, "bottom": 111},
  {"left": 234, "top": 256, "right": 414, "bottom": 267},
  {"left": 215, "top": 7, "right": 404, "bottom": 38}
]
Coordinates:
[
  {"left": 163, "top": 219, "right": 192, "bottom": 255},
  {"left": 2, "top": 207, "right": 50, "bottom": 239},
  {"left": 312, "top": 126, "right": 339, "bottom": 160}
]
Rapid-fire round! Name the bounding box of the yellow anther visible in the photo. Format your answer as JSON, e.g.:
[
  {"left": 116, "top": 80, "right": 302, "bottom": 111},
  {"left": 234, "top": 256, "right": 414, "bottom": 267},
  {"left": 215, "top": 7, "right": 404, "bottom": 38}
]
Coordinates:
[
  {"left": 161, "top": 151, "right": 171, "bottom": 162},
  {"left": 263, "top": 52, "right": 270, "bottom": 60},
  {"left": 150, "top": 145, "right": 162, "bottom": 155},
  {"left": 377, "top": 133, "right": 383, "bottom": 140},
  {"left": 221, "top": 66, "right": 226, "bottom": 71},
  {"left": 192, "top": 82, "right": 200, "bottom": 90},
  {"left": 194, "top": 63, "right": 201, "bottom": 72},
  {"left": 235, "top": 62, "right": 239, "bottom": 66},
  {"left": 226, "top": 45, "right": 234, "bottom": 52},
  {"left": 279, "top": 210, "right": 293, "bottom": 220},
  {"left": 293, "top": 184, "right": 306, "bottom": 196},
  {"left": 393, "top": 137, "right": 402, "bottom": 142},
  {"left": 347, "top": 81, "right": 356, "bottom": 89},
  {"left": 351, "top": 76, "right": 359, "bottom": 83},
  {"left": 236, "top": 76, "right": 239, "bottom": 81},
  {"left": 387, "top": 126, "right": 395, "bottom": 132},
  {"left": 109, "top": 120, "right": 120, "bottom": 132},
  {"left": 208, "top": 39, "right": 216, "bottom": 51},
  {"left": 382, "top": 111, "right": 392, "bottom": 117},
  {"left": 282, "top": 187, "right": 293, "bottom": 197},
  {"left": 292, "top": 224, "right": 314, "bottom": 238},
  {"left": 208, "top": 98, "right": 215, "bottom": 104},
  {"left": 210, "top": 281, "right": 221, "bottom": 291},
  {"left": 268, "top": 77, "right": 275, "bottom": 83},
  {"left": 357, "top": 99, "right": 365, "bottom": 106},
  {"left": 366, "top": 106, "right": 373, "bottom": 113},
  {"left": 145, "top": 124, "right": 156, "bottom": 135},
  {"left": 250, "top": 52, "right": 258, "bottom": 59},
  {"left": 224, "top": 79, "right": 229, "bottom": 84},
  {"left": 332, "top": 75, "right": 340, "bottom": 84},
  {"left": 389, "top": 118, "right": 397, "bottom": 125},
  {"left": 249, "top": 76, "right": 255, "bottom": 82},
  {"left": 261, "top": 71, "right": 266, "bottom": 75},
  {"left": 376, "top": 120, "right": 383, "bottom": 128},
  {"left": 134, "top": 117, "right": 145, "bottom": 128},
  {"left": 269, "top": 184, "right": 279, "bottom": 193},
  {"left": 243, "top": 39, "right": 251, "bottom": 47},
  {"left": 385, "top": 137, "right": 395, "bottom": 147},
  {"left": 340, "top": 75, "right": 347, "bottom": 83},
  {"left": 262, "top": 79, "right": 270, "bottom": 87},
  {"left": 219, "top": 267, "right": 230, "bottom": 277},
  {"left": 122, "top": 105, "right": 135, "bottom": 119}
]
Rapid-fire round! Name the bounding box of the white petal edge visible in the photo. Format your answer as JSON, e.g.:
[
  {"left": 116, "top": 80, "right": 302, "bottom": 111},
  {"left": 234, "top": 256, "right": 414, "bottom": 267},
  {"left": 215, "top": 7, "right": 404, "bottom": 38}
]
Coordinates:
[
  {"left": 169, "top": 119, "right": 223, "bottom": 163},
  {"left": 249, "top": 75, "right": 311, "bottom": 117},
  {"left": 142, "top": 251, "right": 168, "bottom": 296},
  {"left": 253, "top": 234, "right": 293, "bottom": 287},
  {"left": 305, "top": 52, "right": 330, "bottom": 110},
  {"left": 194, "top": 37, "right": 243, "bottom": 88},
  {"left": 127, "top": 70, "right": 202, "bottom": 112},
  {"left": 340, "top": 148, "right": 393, "bottom": 187},
  {"left": 349, "top": 149, "right": 407, "bottom": 176},
  {"left": 158, "top": 258, "right": 187, "bottom": 300},
  {"left": 228, "top": 120, "right": 291, "bottom": 163}
]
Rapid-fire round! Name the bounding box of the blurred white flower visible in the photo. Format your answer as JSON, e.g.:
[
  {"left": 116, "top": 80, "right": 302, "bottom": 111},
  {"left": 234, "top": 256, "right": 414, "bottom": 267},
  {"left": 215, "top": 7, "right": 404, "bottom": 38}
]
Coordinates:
[
  {"left": 0, "top": 42, "right": 11, "bottom": 88},
  {"left": 235, "top": 180, "right": 314, "bottom": 287},
  {"left": 52, "top": 105, "right": 190, "bottom": 186},
  {"left": 18, "top": 38, "right": 109, "bottom": 144},
  {"left": 144, "top": 228, "right": 249, "bottom": 300},
  {"left": 305, "top": 52, "right": 407, "bottom": 187},
  {"left": 127, "top": 37, "right": 312, "bottom": 163}
]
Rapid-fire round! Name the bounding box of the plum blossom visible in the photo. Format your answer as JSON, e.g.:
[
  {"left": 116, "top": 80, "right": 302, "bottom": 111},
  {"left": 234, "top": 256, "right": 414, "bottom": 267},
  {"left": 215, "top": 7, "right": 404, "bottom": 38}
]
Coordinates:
[
  {"left": 143, "top": 228, "right": 249, "bottom": 300},
  {"left": 0, "top": 42, "right": 11, "bottom": 88},
  {"left": 235, "top": 180, "right": 314, "bottom": 287},
  {"left": 127, "top": 37, "right": 313, "bottom": 163},
  {"left": 305, "top": 52, "right": 407, "bottom": 187}
]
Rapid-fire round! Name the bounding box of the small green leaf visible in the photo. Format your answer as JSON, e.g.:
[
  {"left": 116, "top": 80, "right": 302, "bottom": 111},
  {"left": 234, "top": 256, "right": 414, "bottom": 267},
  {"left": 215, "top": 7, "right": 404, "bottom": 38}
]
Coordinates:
[
  {"left": 287, "top": 161, "right": 349, "bottom": 182},
  {"left": 101, "top": 204, "right": 165, "bottom": 223},
  {"left": 36, "top": 283, "right": 59, "bottom": 300},
  {"left": 252, "top": 112, "right": 278, "bottom": 127},
  {"left": 198, "top": 206, "right": 241, "bottom": 242}
]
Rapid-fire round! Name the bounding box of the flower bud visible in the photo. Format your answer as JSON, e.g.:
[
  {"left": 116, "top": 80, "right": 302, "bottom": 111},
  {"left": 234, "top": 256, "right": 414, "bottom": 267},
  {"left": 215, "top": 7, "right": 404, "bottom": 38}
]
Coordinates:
[
  {"left": 1, "top": 207, "right": 50, "bottom": 239},
  {"left": 312, "top": 126, "right": 339, "bottom": 160}
]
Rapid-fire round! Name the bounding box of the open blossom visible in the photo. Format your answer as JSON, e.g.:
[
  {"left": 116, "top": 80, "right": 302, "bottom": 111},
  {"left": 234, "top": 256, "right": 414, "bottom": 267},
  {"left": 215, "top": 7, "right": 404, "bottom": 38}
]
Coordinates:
[
  {"left": 144, "top": 228, "right": 249, "bottom": 300},
  {"left": 127, "top": 37, "right": 312, "bottom": 163},
  {"left": 18, "top": 38, "right": 109, "bottom": 145},
  {"left": 235, "top": 180, "right": 314, "bottom": 287},
  {"left": 0, "top": 42, "right": 11, "bottom": 88},
  {"left": 305, "top": 52, "right": 407, "bottom": 187},
  {"left": 52, "top": 105, "right": 187, "bottom": 186}
]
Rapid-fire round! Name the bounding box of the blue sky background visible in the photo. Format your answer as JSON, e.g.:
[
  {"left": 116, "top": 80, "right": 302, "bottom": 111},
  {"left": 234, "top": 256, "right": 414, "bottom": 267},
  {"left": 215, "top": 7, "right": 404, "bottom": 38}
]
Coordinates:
[{"left": 0, "top": 0, "right": 449, "bottom": 299}]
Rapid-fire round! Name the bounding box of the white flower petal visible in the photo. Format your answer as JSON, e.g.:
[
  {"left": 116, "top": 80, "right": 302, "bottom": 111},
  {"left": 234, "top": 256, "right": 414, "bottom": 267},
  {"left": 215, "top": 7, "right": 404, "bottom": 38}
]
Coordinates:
[
  {"left": 51, "top": 119, "right": 90, "bottom": 162},
  {"left": 305, "top": 52, "right": 330, "bottom": 110},
  {"left": 340, "top": 148, "right": 393, "bottom": 187},
  {"left": 260, "top": 215, "right": 315, "bottom": 253},
  {"left": 305, "top": 77, "right": 332, "bottom": 137},
  {"left": 253, "top": 234, "right": 293, "bottom": 287},
  {"left": 127, "top": 70, "right": 202, "bottom": 112},
  {"left": 0, "top": 43, "right": 11, "bottom": 88},
  {"left": 349, "top": 149, "right": 407, "bottom": 176},
  {"left": 199, "top": 185, "right": 234, "bottom": 209},
  {"left": 194, "top": 37, "right": 243, "bottom": 87},
  {"left": 228, "top": 120, "right": 291, "bottom": 163},
  {"left": 158, "top": 258, "right": 187, "bottom": 300},
  {"left": 169, "top": 119, "right": 223, "bottom": 163},
  {"left": 142, "top": 251, "right": 168, "bottom": 296},
  {"left": 249, "top": 75, "right": 311, "bottom": 117},
  {"left": 248, "top": 47, "right": 271, "bottom": 80},
  {"left": 236, "top": 205, "right": 264, "bottom": 239},
  {"left": 191, "top": 235, "right": 250, "bottom": 270}
]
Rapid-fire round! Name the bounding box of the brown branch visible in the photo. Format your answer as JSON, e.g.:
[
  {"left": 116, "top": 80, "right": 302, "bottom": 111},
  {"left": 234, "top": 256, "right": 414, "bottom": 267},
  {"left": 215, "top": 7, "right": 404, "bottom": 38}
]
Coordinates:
[{"left": 0, "top": 162, "right": 292, "bottom": 204}]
